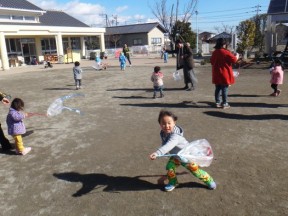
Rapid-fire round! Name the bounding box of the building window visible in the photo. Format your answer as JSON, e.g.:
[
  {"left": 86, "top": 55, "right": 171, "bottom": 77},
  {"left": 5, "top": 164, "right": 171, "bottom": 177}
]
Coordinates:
[
  {"left": 12, "top": 15, "right": 23, "bottom": 20},
  {"left": 0, "top": 15, "right": 10, "bottom": 20},
  {"left": 71, "top": 37, "right": 81, "bottom": 49},
  {"left": 24, "top": 16, "right": 35, "bottom": 21},
  {"left": 41, "top": 38, "right": 57, "bottom": 54},
  {"left": 85, "top": 36, "right": 100, "bottom": 50},
  {"left": 151, "top": 38, "right": 162, "bottom": 44},
  {"left": 0, "top": 15, "right": 37, "bottom": 22},
  {"left": 5, "top": 38, "right": 22, "bottom": 53},
  {"left": 133, "top": 39, "right": 142, "bottom": 45}
]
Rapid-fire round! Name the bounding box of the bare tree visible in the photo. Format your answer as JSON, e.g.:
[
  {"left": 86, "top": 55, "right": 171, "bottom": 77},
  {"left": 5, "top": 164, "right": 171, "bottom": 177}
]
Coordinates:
[
  {"left": 149, "top": 0, "right": 198, "bottom": 46},
  {"left": 106, "top": 34, "right": 121, "bottom": 49},
  {"left": 214, "top": 24, "right": 235, "bottom": 35}
]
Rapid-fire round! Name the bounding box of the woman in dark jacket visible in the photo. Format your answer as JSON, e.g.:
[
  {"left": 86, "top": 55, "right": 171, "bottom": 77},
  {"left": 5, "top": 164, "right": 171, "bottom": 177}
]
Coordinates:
[{"left": 182, "top": 42, "right": 197, "bottom": 90}]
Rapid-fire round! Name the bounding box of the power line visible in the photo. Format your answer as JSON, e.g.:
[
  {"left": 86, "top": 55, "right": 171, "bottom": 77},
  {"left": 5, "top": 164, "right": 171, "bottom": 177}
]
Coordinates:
[
  {"left": 200, "top": 6, "right": 255, "bottom": 14},
  {"left": 198, "top": 11, "right": 257, "bottom": 19},
  {"left": 199, "top": 5, "right": 268, "bottom": 15}
]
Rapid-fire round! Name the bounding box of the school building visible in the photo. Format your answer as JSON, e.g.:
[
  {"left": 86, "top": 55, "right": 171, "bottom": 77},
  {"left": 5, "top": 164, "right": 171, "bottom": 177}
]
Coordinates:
[{"left": 0, "top": 0, "right": 105, "bottom": 71}]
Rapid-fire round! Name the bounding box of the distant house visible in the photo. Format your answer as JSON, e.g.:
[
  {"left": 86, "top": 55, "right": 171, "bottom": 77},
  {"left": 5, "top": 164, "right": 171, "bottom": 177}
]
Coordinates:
[
  {"left": 0, "top": 0, "right": 105, "bottom": 70},
  {"left": 105, "top": 22, "right": 167, "bottom": 49},
  {"left": 208, "top": 32, "right": 238, "bottom": 53},
  {"left": 198, "top": 31, "right": 215, "bottom": 54},
  {"left": 265, "top": 0, "right": 288, "bottom": 54}
]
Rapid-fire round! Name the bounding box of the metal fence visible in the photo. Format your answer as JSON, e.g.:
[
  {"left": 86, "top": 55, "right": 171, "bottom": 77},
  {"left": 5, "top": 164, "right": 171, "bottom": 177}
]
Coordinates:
[{"left": 105, "top": 45, "right": 163, "bottom": 57}]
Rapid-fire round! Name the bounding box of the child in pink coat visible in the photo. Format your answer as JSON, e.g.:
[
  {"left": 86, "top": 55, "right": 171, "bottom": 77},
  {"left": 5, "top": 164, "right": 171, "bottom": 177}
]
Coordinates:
[
  {"left": 270, "top": 59, "right": 284, "bottom": 96},
  {"left": 151, "top": 66, "right": 164, "bottom": 98}
]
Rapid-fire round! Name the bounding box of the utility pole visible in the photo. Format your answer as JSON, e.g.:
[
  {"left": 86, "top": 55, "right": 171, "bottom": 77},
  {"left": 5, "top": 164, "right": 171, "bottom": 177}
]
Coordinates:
[
  {"left": 99, "top": 13, "right": 110, "bottom": 27},
  {"left": 112, "top": 15, "right": 118, "bottom": 26},
  {"left": 254, "top": 4, "right": 261, "bottom": 16},
  {"left": 195, "top": 10, "right": 199, "bottom": 54}
]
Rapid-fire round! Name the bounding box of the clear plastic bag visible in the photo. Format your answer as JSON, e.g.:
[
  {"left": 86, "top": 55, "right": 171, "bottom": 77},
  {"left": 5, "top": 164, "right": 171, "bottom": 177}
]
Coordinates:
[
  {"left": 177, "top": 139, "right": 214, "bottom": 167},
  {"left": 47, "top": 93, "right": 84, "bottom": 117},
  {"left": 233, "top": 70, "right": 239, "bottom": 77},
  {"left": 172, "top": 70, "right": 182, "bottom": 81}
]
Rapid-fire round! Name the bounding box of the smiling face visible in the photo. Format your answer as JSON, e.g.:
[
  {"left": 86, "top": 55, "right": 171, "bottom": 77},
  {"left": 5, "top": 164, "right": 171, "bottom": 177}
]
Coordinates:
[{"left": 159, "top": 115, "right": 176, "bottom": 134}]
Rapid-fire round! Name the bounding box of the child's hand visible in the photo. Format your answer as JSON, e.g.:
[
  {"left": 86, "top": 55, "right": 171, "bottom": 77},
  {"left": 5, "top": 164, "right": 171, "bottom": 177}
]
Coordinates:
[
  {"left": 1, "top": 98, "right": 10, "bottom": 105},
  {"left": 235, "top": 53, "right": 240, "bottom": 60},
  {"left": 149, "top": 152, "right": 158, "bottom": 160}
]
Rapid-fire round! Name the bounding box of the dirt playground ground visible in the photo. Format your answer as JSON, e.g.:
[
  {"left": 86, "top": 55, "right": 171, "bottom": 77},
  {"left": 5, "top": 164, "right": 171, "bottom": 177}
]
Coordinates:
[{"left": 0, "top": 56, "right": 287, "bottom": 216}]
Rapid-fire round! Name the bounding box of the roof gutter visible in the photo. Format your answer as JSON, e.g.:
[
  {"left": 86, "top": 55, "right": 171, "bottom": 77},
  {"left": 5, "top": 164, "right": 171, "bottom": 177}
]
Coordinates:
[{"left": 0, "top": 7, "right": 46, "bottom": 15}]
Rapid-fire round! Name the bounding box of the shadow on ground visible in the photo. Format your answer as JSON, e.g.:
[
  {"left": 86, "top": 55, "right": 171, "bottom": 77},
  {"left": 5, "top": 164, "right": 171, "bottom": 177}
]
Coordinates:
[
  {"left": 53, "top": 172, "right": 208, "bottom": 197},
  {"left": 204, "top": 111, "right": 288, "bottom": 120},
  {"left": 107, "top": 87, "right": 184, "bottom": 92},
  {"left": 54, "top": 172, "right": 160, "bottom": 197},
  {"left": 229, "top": 94, "right": 269, "bottom": 98},
  {"left": 43, "top": 87, "right": 75, "bottom": 90},
  {"left": 198, "top": 101, "right": 287, "bottom": 109},
  {"left": 120, "top": 101, "right": 209, "bottom": 108}
]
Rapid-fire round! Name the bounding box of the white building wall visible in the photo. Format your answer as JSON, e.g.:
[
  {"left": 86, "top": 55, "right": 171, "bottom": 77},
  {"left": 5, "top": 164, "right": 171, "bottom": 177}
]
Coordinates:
[
  {"left": 147, "top": 28, "right": 165, "bottom": 46},
  {"left": 0, "top": 25, "right": 106, "bottom": 70}
]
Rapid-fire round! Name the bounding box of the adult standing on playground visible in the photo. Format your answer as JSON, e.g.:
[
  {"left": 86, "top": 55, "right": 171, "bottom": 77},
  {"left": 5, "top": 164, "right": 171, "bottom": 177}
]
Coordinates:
[
  {"left": 182, "top": 42, "right": 197, "bottom": 91},
  {"left": 172, "top": 39, "right": 194, "bottom": 90},
  {"left": 123, "top": 44, "right": 132, "bottom": 66},
  {"left": 210, "top": 38, "right": 239, "bottom": 109},
  {"left": 0, "top": 91, "right": 12, "bottom": 151}
]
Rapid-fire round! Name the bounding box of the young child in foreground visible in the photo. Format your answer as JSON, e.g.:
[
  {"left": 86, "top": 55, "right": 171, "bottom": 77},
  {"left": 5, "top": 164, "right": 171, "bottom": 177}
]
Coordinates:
[
  {"left": 269, "top": 59, "right": 284, "bottom": 96},
  {"left": 6, "top": 98, "right": 31, "bottom": 155},
  {"left": 151, "top": 66, "right": 164, "bottom": 99},
  {"left": 149, "top": 110, "right": 216, "bottom": 192}
]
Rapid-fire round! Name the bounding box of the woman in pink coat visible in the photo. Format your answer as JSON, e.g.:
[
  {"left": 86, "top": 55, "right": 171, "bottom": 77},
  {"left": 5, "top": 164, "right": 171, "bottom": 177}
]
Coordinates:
[
  {"left": 211, "top": 38, "right": 239, "bottom": 109},
  {"left": 270, "top": 59, "right": 284, "bottom": 96}
]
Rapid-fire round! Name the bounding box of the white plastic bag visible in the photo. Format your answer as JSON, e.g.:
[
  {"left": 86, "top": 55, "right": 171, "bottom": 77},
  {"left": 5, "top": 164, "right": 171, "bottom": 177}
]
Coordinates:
[
  {"left": 157, "top": 139, "right": 214, "bottom": 167},
  {"left": 172, "top": 70, "right": 182, "bottom": 81},
  {"left": 177, "top": 139, "right": 214, "bottom": 167}
]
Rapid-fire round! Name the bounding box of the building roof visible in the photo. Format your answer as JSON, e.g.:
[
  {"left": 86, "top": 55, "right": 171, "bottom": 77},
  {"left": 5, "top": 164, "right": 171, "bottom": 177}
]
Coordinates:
[
  {"left": 0, "top": 0, "right": 89, "bottom": 27},
  {"left": 0, "top": 10, "right": 90, "bottom": 27},
  {"left": 105, "top": 22, "right": 167, "bottom": 35},
  {"left": 39, "top": 11, "right": 89, "bottom": 27},
  {"left": 267, "top": 0, "right": 288, "bottom": 14},
  {"left": 199, "top": 31, "right": 215, "bottom": 35},
  {"left": 209, "top": 32, "right": 231, "bottom": 40},
  {"left": 0, "top": 0, "right": 44, "bottom": 11}
]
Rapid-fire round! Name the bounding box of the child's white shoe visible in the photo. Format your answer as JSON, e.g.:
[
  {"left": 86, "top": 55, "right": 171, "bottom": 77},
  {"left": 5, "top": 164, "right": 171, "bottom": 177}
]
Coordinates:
[
  {"left": 164, "top": 184, "right": 176, "bottom": 192},
  {"left": 17, "top": 147, "right": 31, "bottom": 156},
  {"left": 207, "top": 181, "right": 217, "bottom": 190}
]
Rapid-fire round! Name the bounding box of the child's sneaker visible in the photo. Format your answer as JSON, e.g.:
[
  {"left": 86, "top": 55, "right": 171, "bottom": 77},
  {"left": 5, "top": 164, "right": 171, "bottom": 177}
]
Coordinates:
[
  {"left": 160, "top": 93, "right": 164, "bottom": 98},
  {"left": 222, "top": 103, "right": 230, "bottom": 109},
  {"left": 153, "top": 95, "right": 156, "bottom": 99},
  {"left": 76, "top": 86, "right": 79, "bottom": 90},
  {"left": 207, "top": 181, "right": 217, "bottom": 190},
  {"left": 17, "top": 147, "right": 31, "bottom": 156},
  {"left": 164, "top": 184, "right": 176, "bottom": 192},
  {"left": 276, "top": 89, "right": 281, "bottom": 96},
  {"left": 215, "top": 103, "right": 222, "bottom": 108},
  {"left": 270, "top": 92, "right": 277, "bottom": 96}
]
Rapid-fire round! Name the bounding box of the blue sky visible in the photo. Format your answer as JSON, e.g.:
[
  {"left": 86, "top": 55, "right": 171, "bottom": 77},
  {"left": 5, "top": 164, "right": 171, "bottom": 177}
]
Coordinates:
[{"left": 29, "top": 0, "right": 271, "bottom": 32}]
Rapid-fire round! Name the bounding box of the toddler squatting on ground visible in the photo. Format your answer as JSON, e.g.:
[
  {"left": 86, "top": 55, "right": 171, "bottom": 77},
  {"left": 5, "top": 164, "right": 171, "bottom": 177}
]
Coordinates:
[{"left": 149, "top": 110, "right": 216, "bottom": 192}]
